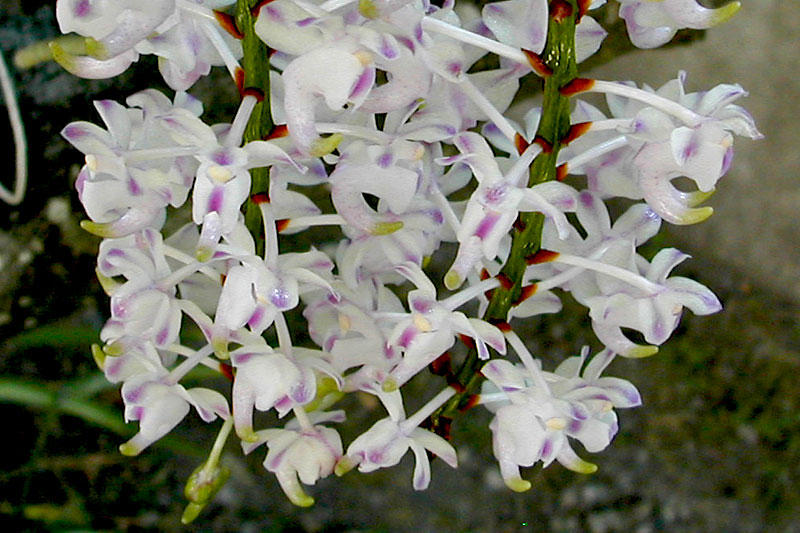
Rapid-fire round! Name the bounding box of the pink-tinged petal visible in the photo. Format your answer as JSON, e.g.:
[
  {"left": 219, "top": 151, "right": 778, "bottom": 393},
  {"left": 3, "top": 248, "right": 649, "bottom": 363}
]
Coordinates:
[
  {"left": 124, "top": 385, "right": 190, "bottom": 454},
  {"left": 508, "top": 290, "right": 562, "bottom": 320},
  {"left": 403, "top": 441, "right": 429, "bottom": 490},
  {"left": 571, "top": 416, "right": 615, "bottom": 453},
  {"left": 253, "top": 1, "right": 326, "bottom": 56},
  {"left": 481, "top": 359, "right": 526, "bottom": 391},
  {"left": 582, "top": 348, "right": 616, "bottom": 382},
  {"left": 245, "top": 140, "right": 304, "bottom": 173},
  {"left": 482, "top": 0, "right": 548, "bottom": 54},
  {"left": 157, "top": 108, "right": 217, "bottom": 147},
  {"left": 681, "top": 140, "right": 729, "bottom": 192},
  {"left": 560, "top": 386, "right": 611, "bottom": 405},
  {"left": 481, "top": 120, "right": 517, "bottom": 155},
  {"left": 289, "top": 366, "right": 316, "bottom": 405},
  {"left": 619, "top": 5, "right": 676, "bottom": 49},
  {"left": 575, "top": 16, "right": 607, "bottom": 63},
  {"left": 346, "top": 419, "right": 405, "bottom": 471},
  {"left": 521, "top": 185, "right": 574, "bottom": 239},
  {"left": 396, "top": 324, "right": 418, "bottom": 349},
  {"left": 594, "top": 377, "right": 642, "bottom": 408},
  {"left": 125, "top": 88, "right": 173, "bottom": 116},
  {"left": 247, "top": 304, "right": 278, "bottom": 334},
  {"left": 216, "top": 265, "right": 258, "bottom": 331},
  {"left": 575, "top": 190, "right": 611, "bottom": 235},
  {"left": 453, "top": 132, "right": 503, "bottom": 185},
  {"left": 697, "top": 83, "right": 748, "bottom": 116},
  {"left": 268, "top": 187, "right": 322, "bottom": 225},
  {"left": 612, "top": 203, "right": 661, "bottom": 245},
  {"left": 473, "top": 210, "right": 502, "bottom": 240},
  {"left": 282, "top": 48, "right": 366, "bottom": 154},
  {"left": 590, "top": 293, "right": 656, "bottom": 338},
  {"left": 61, "top": 121, "right": 116, "bottom": 156},
  {"left": 663, "top": 277, "right": 722, "bottom": 315},
  {"left": 154, "top": 299, "right": 182, "bottom": 348},
  {"left": 647, "top": 247, "right": 689, "bottom": 282},
  {"left": 186, "top": 387, "right": 231, "bottom": 421},
  {"left": 349, "top": 66, "right": 375, "bottom": 109},
  {"left": 467, "top": 318, "right": 506, "bottom": 354},
  {"left": 93, "top": 99, "right": 133, "bottom": 147},
  {"left": 359, "top": 51, "right": 432, "bottom": 114},
  {"left": 57, "top": 0, "right": 120, "bottom": 36},
  {"left": 670, "top": 126, "right": 701, "bottom": 167},
  {"left": 195, "top": 174, "right": 250, "bottom": 234},
  {"left": 539, "top": 431, "right": 565, "bottom": 467},
  {"left": 391, "top": 331, "right": 455, "bottom": 387},
  {"left": 662, "top": 0, "right": 740, "bottom": 29},
  {"left": 410, "top": 428, "right": 458, "bottom": 468},
  {"left": 264, "top": 431, "right": 301, "bottom": 470},
  {"left": 717, "top": 104, "right": 762, "bottom": 140},
  {"left": 396, "top": 264, "right": 437, "bottom": 295}
]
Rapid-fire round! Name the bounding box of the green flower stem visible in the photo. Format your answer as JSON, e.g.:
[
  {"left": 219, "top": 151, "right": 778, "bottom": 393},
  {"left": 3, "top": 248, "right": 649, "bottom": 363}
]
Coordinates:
[
  {"left": 438, "top": 0, "right": 579, "bottom": 420},
  {"left": 182, "top": 418, "right": 234, "bottom": 524},
  {"left": 237, "top": 0, "right": 274, "bottom": 256},
  {"left": 205, "top": 418, "right": 234, "bottom": 472}
]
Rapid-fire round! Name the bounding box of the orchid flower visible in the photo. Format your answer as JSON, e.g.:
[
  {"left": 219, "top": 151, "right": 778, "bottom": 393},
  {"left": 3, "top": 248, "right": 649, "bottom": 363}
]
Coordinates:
[
  {"left": 617, "top": 0, "right": 741, "bottom": 49},
  {"left": 481, "top": 335, "right": 640, "bottom": 491},
  {"left": 230, "top": 340, "right": 341, "bottom": 441},
  {"left": 54, "top": 0, "right": 242, "bottom": 89},
  {"left": 62, "top": 90, "right": 202, "bottom": 237},
  {"left": 338, "top": 387, "right": 458, "bottom": 490},
  {"left": 302, "top": 280, "right": 403, "bottom": 374},
  {"left": 559, "top": 72, "right": 762, "bottom": 224},
  {"left": 242, "top": 410, "right": 346, "bottom": 506},
  {"left": 441, "top": 132, "right": 578, "bottom": 289},
  {"left": 119, "top": 372, "right": 230, "bottom": 456},
  {"left": 386, "top": 262, "right": 506, "bottom": 388}
]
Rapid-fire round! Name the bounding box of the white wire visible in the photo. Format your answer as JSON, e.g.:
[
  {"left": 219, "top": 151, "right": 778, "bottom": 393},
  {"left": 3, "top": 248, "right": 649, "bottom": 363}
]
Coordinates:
[{"left": 0, "top": 49, "right": 27, "bottom": 206}]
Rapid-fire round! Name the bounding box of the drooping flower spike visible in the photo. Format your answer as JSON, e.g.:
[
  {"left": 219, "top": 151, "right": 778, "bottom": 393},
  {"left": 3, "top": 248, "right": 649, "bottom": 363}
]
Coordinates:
[{"left": 54, "top": 0, "right": 760, "bottom": 511}]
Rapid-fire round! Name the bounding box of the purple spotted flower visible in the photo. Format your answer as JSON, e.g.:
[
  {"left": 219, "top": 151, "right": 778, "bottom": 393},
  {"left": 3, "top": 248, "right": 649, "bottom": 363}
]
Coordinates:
[{"left": 481, "top": 342, "right": 641, "bottom": 491}]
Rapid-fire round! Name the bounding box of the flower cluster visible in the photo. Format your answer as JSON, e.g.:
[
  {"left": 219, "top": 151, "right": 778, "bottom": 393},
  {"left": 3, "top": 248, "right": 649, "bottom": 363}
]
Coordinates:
[{"left": 56, "top": 0, "right": 759, "bottom": 515}]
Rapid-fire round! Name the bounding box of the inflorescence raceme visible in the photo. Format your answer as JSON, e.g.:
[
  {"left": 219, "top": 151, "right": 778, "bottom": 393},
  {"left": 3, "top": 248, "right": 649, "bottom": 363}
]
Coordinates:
[{"left": 54, "top": 0, "right": 759, "bottom": 519}]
